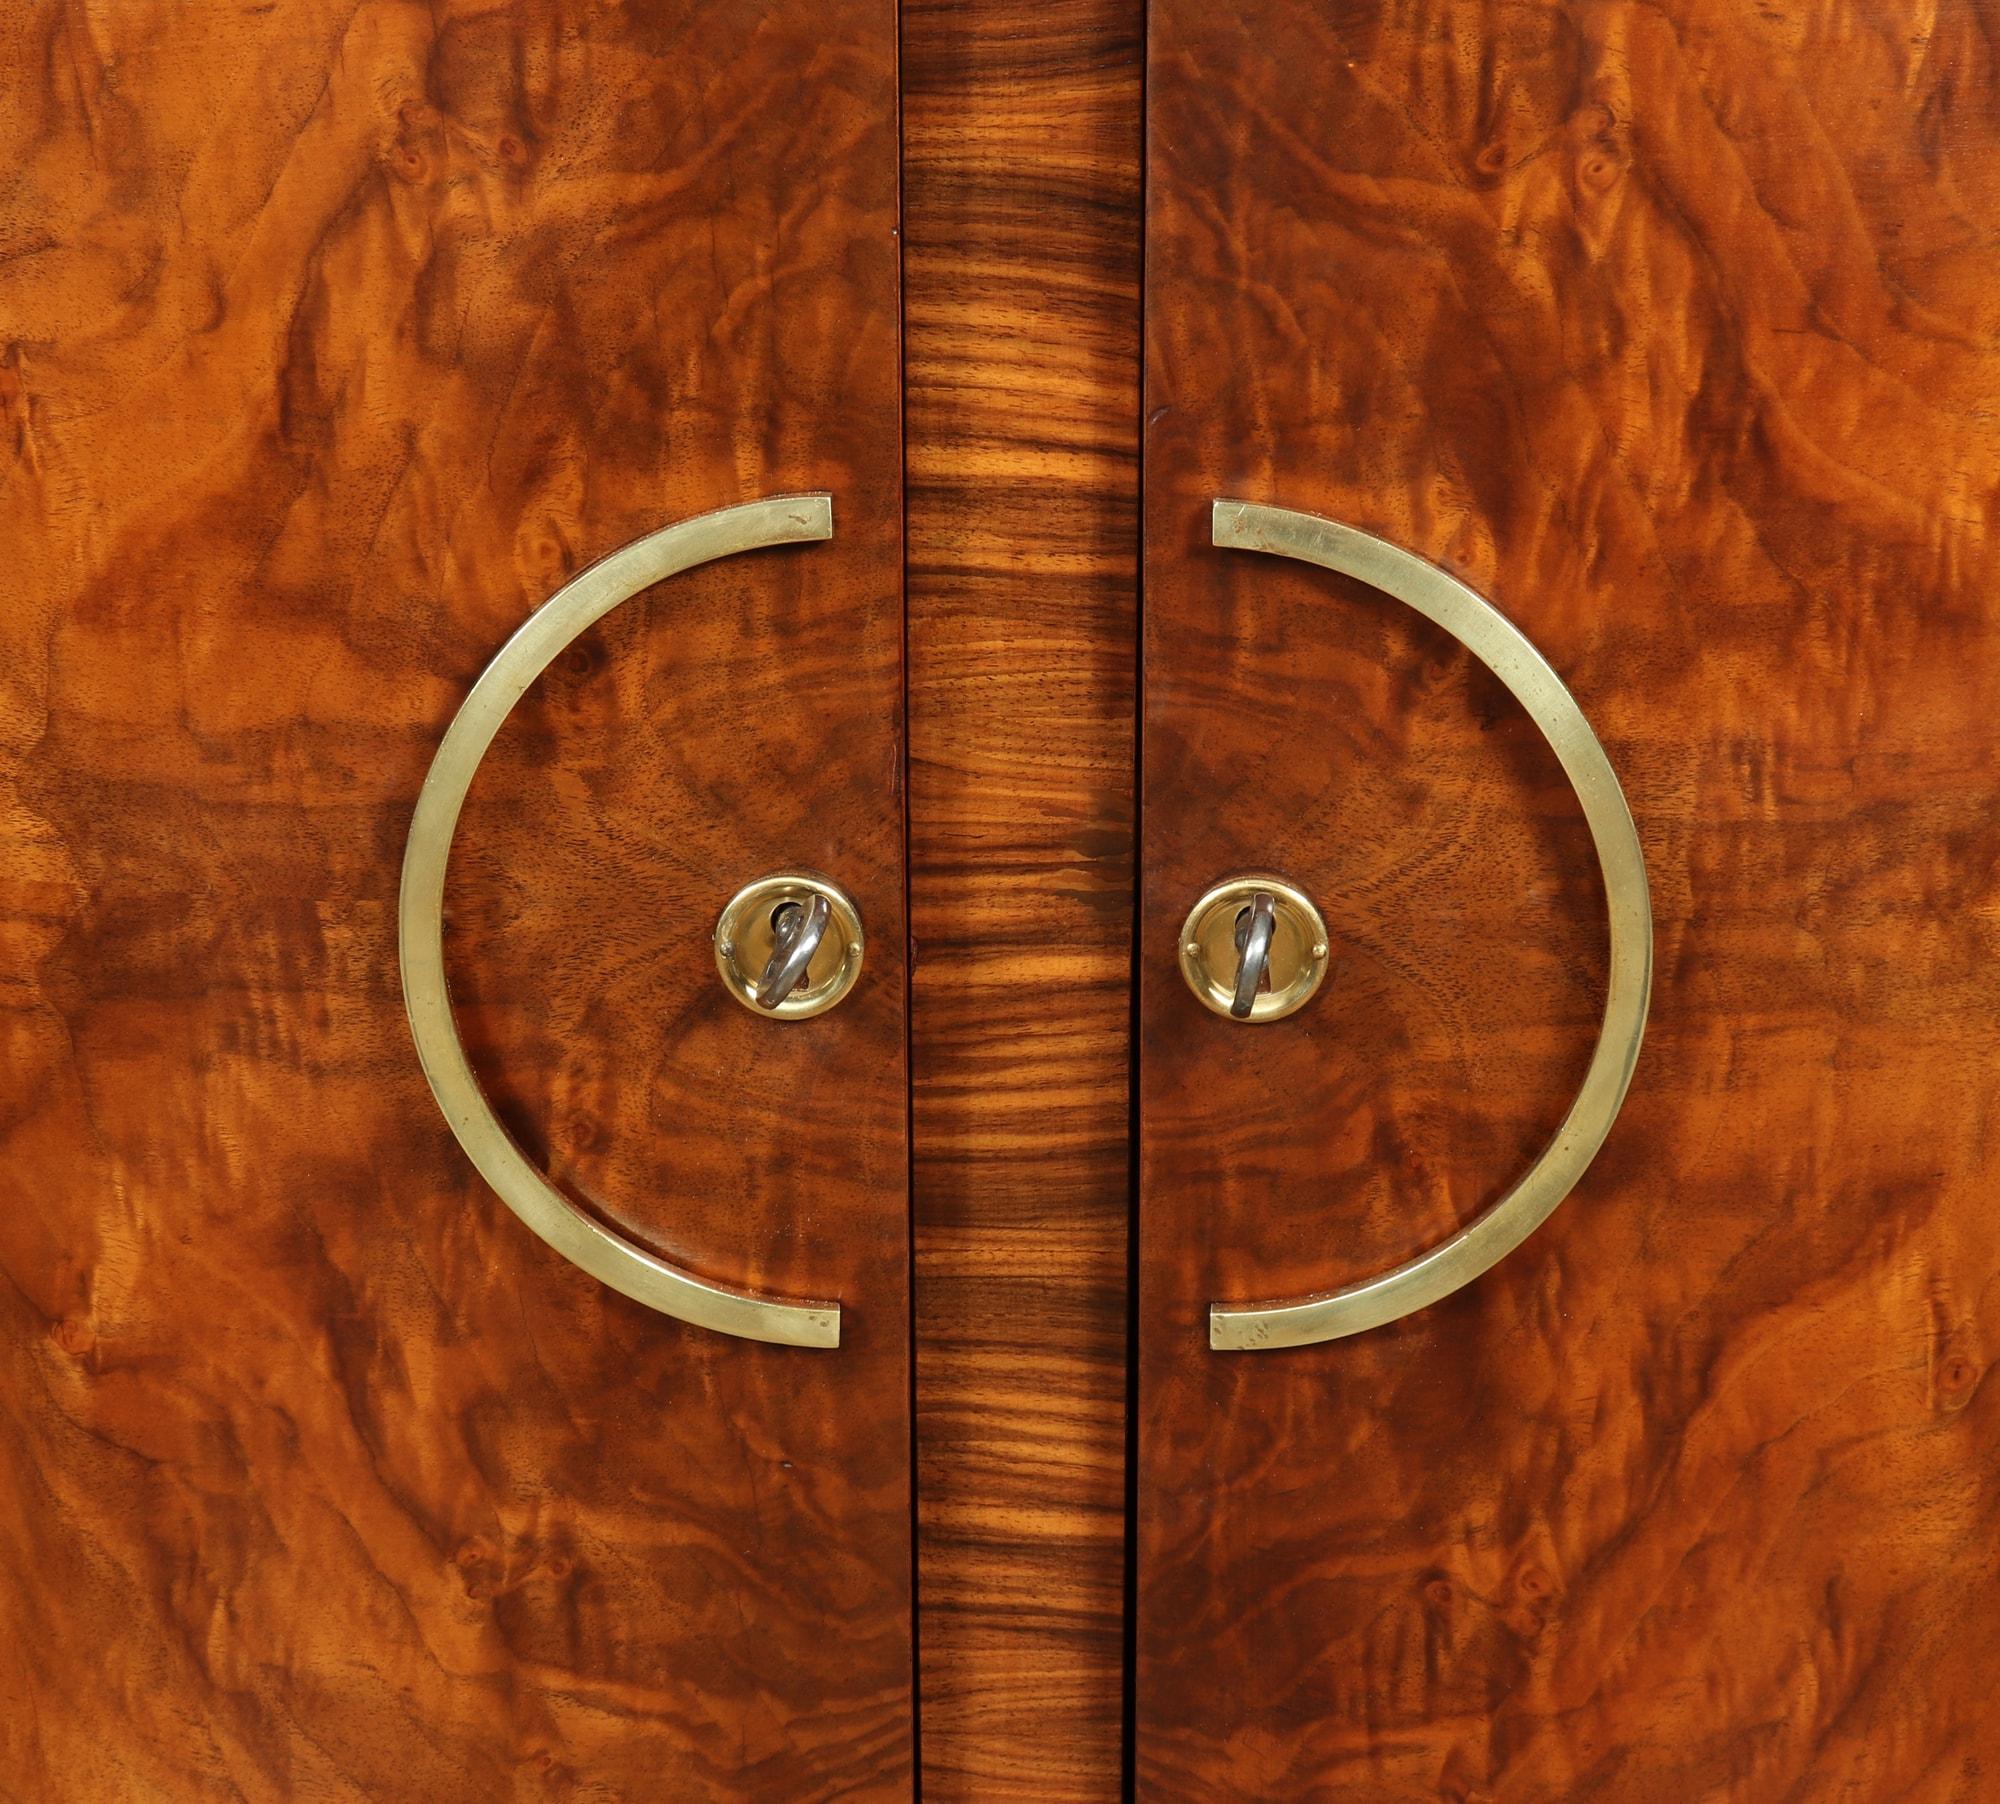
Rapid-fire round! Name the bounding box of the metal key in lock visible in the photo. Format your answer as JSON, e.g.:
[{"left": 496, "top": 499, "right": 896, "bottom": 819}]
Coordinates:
[
  {"left": 714, "top": 872, "right": 865, "bottom": 1019},
  {"left": 1178, "top": 875, "right": 1330, "bottom": 1024},
  {"left": 759, "top": 893, "right": 833, "bottom": 1009}
]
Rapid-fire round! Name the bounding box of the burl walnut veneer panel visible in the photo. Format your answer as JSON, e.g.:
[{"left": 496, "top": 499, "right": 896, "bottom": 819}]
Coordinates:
[
  {"left": 0, "top": 4, "right": 908, "bottom": 1798},
  {"left": 1139, "top": 2, "right": 2000, "bottom": 1799}
]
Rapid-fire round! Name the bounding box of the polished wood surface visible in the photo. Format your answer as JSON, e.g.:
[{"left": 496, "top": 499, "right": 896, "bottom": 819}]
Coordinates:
[
  {"left": 0, "top": 4, "right": 908, "bottom": 1798},
  {"left": 1139, "top": 2, "right": 2000, "bottom": 1798},
  {"left": 902, "top": 0, "right": 1143, "bottom": 1794}
]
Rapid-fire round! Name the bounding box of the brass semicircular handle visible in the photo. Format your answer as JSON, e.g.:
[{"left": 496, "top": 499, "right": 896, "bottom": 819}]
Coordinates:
[
  {"left": 1206, "top": 500, "right": 1654, "bottom": 1351},
  {"left": 398, "top": 495, "right": 842, "bottom": 1349}
]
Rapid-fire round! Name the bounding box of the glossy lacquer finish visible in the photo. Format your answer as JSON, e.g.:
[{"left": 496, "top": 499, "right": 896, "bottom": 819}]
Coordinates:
[
  {"left": 0, "top": 5, "right": 908, "bottom": 1799},
  {"left": 903, "top": 1, "right": 1143, "bottom": 1795},
  {"left": 1140, "top": 3, "right": 2000, "bottom": 1799}
]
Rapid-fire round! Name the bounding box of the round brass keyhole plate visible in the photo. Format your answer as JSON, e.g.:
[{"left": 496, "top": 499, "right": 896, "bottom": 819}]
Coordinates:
[
  {"left": 1178, "top": 875, "right": 1329, "bottom": 1023},
  {"left": 714, "top": 872, "right": 864, "bottom": 1019}
]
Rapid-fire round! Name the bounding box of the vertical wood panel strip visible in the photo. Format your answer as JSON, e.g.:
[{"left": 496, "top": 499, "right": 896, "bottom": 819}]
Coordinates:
[{"left": 901, "top": 2, "right": 1144, "bottom": 1795}]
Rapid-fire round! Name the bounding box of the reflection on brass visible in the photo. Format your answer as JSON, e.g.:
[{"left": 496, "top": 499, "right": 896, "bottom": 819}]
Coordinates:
[
  {"left": 399, "top": 496, "right": 842, "bottom": 1349},
  {"left": 1205, "top": 500, "right": 1653, "bottom": 1351},
  {"left": 715, "top": 873, "right": 864, "bottom": 1018},
  {"left": 1179, "top": 876, "right": 1329, "bottom": 1023}
]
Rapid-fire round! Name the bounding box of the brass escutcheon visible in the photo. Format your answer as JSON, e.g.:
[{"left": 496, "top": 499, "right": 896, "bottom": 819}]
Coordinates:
[
  {"left": 714, "top": 872, "right": 864, "bottom": 1019},
  {"left": 1178, "top": 875, "right": 1330, "bottom": 1023}
]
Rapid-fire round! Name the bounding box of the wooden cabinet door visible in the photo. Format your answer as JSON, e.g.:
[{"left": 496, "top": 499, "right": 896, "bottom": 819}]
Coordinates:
[
  {"left": 0, "top": 5, "right": 909, "bottom": 1798},
  {"left": 1138, "top": 2, "right": 2000, "bottom": 1798}
]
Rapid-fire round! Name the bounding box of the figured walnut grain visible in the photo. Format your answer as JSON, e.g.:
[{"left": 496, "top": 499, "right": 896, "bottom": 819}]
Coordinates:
[
  {"left": 1138, "top": 2, "right": 2000, "bottom": 1799},
  {"left": 903, "top": 1, "right": 1144, "bottom": 1797},
  {"left": 0, "top": 4, "right": 908, "bottom": 1798}
]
